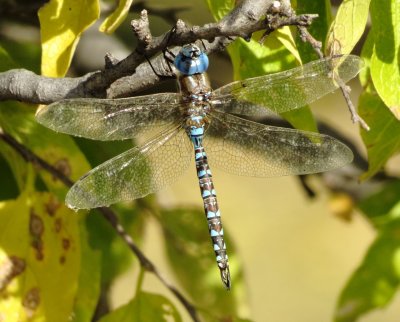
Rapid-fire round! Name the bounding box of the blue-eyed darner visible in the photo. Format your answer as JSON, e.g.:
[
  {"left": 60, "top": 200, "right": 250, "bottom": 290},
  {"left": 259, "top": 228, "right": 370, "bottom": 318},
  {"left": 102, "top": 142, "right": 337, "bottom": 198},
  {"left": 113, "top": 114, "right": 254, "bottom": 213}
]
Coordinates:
[{"left": 36, "top": 44, "right": 363, "bottom": 290}]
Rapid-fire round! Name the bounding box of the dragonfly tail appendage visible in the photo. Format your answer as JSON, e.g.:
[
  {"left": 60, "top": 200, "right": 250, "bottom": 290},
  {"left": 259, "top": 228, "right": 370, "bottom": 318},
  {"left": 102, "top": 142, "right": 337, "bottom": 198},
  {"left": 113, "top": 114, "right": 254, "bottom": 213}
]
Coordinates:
[{"left": 220, "top": 266, "right": 231, "bottom": 290}]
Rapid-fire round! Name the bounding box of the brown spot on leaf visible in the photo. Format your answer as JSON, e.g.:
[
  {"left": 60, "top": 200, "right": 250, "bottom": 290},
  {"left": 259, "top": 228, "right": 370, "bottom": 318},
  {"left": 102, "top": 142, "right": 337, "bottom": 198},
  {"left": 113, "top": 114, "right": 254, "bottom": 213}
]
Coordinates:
[
  {"left": 59, "top": 256, "right": 66, "bottom": 264},
  {"left": 45, "top": 196, "right": 61, "bottom": 216},
  {"left": 23, "top": 288, "right": 40, "bottom": 318},
  {"left": 53, "top": 158, "right": 71, "bottom": 179},
  {"left": 30, "top": 210, "right": 44, "bottom": 237},
  {"left": 0, "top": 256, "right": 26, "bottom": 291},
  {"left": 62, "top": 238, "right": 70, "bottom": 250},
  {"left": 35, "top": 251, "right": 44, "bottom": 261},
  {"left": 54, "top": 217, "right": 62, "bottom": 233},
  {"left": 30, "top": 210, "right": 45, "bottom": 260},
  {"left": 10, "top": 256, "right": 25, "bottom": 275},
  {"left": 31, "top": 239, "right": 44, "bottom": 261}
]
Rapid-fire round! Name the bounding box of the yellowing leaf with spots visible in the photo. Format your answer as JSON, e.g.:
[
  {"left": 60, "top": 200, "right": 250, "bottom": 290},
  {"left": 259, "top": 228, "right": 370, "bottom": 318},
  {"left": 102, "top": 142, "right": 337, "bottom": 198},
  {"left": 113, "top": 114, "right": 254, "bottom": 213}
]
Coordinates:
[
  {"left": 39, "top": 0, "right": 100, "bottom": 77},
  {"left": 99, "top": 0, "right": 134, "bottom": 34},
  {"left": 0, "top": 103, "right": 101, "bottom": 321},
  {"left": 0, "top": 176, "right": 80, "bottom": 322}
]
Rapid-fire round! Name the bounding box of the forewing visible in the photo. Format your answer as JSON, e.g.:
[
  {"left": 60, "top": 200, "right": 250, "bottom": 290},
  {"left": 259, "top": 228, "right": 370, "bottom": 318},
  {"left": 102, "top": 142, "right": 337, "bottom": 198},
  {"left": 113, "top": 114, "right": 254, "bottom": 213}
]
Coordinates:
[
  {"left": 204, "top": 111, "right": 353, "bottom": 177},
  {"left": 36, "top": 93, "right": 184, "bottom": 140},
  {"left": 66, "top": 126, "right": 192, "bottom": 209},
  {"left": 212, "top": 55, "right": 363, "bottom": 116}
]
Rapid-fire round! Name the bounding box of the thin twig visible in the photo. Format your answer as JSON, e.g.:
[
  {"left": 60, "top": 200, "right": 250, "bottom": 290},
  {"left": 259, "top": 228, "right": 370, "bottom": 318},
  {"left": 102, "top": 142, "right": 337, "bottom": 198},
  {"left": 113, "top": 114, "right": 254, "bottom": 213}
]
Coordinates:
[
  {"left": 296, "top": 25, "right": 370, "bottom": 131},
  {"left": 339, "top": 83, "right": 370, "bottom": 131},
  {"left": 297, "top": 25, "right": 323, "bottom": 58},
  {"left": 0, "top": 0, "right": 316, "bottom": 103},
  {"left": 0, "top": 128, "right": 200, "bottom": 322}
]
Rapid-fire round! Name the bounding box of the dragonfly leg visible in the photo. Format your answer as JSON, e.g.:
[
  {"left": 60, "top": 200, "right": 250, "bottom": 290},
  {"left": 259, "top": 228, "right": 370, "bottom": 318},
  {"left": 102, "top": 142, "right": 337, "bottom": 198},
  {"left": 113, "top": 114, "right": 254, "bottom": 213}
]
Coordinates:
[
  {"left": 162, "top": 48, "right": 176, "bottom": 74},
  {"left": 145, "top": 55, "right": 175, "bottom": 79}
]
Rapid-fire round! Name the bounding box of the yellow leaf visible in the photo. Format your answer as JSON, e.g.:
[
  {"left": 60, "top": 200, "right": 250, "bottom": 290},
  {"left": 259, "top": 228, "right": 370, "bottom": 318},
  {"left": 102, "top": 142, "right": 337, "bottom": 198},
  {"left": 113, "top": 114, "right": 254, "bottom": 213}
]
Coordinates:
[
  {"left": 326, "top": 0, "right": 371, "bottom": 55},
  {"left": 99, "top": 0, "right": 134, "bottom": 34},
  {"left": 38, "top": 0, "right": 100, "bottom": 77},
  {"left": 0, "top": 175, "right": 81, "bottom": 322},
  {"left": 275, "top": 26, "right": 302, "bottom": 65}
]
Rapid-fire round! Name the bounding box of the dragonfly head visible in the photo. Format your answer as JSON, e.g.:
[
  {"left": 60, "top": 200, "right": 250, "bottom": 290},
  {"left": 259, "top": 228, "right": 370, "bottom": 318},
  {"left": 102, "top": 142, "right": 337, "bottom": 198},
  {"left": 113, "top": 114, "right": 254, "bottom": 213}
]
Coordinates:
[{"left": 174, "top": 44, "right": 209, "bottom": 75}]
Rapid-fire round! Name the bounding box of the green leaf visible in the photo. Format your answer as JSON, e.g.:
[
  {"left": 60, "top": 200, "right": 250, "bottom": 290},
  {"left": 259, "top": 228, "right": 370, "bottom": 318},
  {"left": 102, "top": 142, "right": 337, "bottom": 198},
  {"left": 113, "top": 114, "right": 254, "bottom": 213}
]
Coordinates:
[
  {"left": 73, "top": 137, "right": 146, "bottom": 284},
  {"left": 99, "top": 0, "right": 133, "bottom": 34},
  {"left": 98, "top": 291, "right": 182, "bottom": 322},
  {"left": 326, "top": 0, "right": 371, "bottom": 55},
  {"left": 275, "top": 26, "right": 302, "bottom": 64},
  {"left": 334, "top": 212, "right": 400, "bottom": 322},
  {"left": 159, "top": 207, "right": 249, "bottom": 320},
  {"left": 0, "top": 152, "right": 19, "bottom": 200},
  {"left": 73, "top": 137, "right": 134, "bottom": 169},
  {"left": 72, "top": 222, "right": 102, "bottom": 322},
  {"left": 38, "top": 0, "right": 100, "bottom": 77},
  {"left": 0, "top": 38, "right": 41, "bottom": 73},
  {"left": 295, "top": 0, "right": 332, "bottom": 62},
  {"left": 206, "top": 0, "right": 235, "bottom": 21},
  {"left": 358, "top": 179, "right": 400, "bottom": 225},
  {"left": 359, "top": 92, "right": 400, "bottom": 179},
  {"left": 228, "top": 37, "right": 317, "bottom": 132},
  {"left": 0, "top": 45, "right": 18, "bottom": 71},
  {"left": 359, "top": 28, "right": 374, "bottom": 90},
  {"left": 370, "top": 0, "right": 400, "bottom": 119},
  {"left": 87, "top": 203, "right": 145, "bottom": 286},
  {"left": 0, "top": 171, "right": 81, "bottom": 322},
  {"left": 0, "top": 102, "right": 91, "bottom": 200},
  {"left": 206, "top": 0, "right": 315, "bottom": 131}
]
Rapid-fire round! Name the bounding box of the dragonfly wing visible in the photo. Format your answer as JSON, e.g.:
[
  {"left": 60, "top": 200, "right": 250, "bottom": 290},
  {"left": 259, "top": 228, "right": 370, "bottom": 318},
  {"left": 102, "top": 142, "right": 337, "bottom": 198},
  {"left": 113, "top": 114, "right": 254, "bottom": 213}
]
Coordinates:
[
  {"left": 66, "top": 126, "right": 192, "bottom": 209},
  {"left": 204, "top": 111, "right": 353, "bottom": 177},
  {"left": 36, "top": 93, "right": 184, "bottom": 140},
  {"left": 212, "top": 55, "right": 363, "bottom": 116}
]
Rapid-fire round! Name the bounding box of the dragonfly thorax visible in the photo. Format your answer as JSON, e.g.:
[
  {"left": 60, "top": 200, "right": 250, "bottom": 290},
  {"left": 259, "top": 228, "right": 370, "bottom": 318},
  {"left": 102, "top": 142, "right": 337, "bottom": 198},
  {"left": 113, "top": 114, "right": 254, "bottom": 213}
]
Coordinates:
[{"left": 178, "top": 73, "right": 212, "bottom": 102}]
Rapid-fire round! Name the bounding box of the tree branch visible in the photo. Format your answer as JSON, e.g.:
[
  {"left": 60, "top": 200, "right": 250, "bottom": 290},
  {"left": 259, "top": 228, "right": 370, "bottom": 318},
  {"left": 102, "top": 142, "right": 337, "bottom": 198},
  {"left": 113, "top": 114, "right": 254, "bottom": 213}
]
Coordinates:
[
  {"left": 0, "top": 128, "right": 200, "bottom": 322},
  {"left": 0, "top": 0, "right": 317, "bottom": 103}
]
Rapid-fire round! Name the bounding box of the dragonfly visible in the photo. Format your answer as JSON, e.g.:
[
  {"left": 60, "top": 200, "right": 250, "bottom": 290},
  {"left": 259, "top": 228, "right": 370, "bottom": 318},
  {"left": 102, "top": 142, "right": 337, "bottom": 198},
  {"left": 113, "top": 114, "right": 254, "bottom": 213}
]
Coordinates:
[{"left": 36, "top": 44, "right": 363, "bottom": 290}]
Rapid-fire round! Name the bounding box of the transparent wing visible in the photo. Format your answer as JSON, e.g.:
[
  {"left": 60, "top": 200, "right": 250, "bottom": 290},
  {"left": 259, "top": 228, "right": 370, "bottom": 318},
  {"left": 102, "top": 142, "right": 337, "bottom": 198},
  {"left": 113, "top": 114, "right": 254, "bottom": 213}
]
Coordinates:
[
  {"left": 212, "top": 55, "right": 364, "bottom": 116},
  {"left": 36, "top": 93, "right": 184, "bottom": 140},
  {"left": 204, "top": 111, "right": 353, "bottom": 177},
  {"left": 66, "top": 126, "right": 192, "bottom": 209}
]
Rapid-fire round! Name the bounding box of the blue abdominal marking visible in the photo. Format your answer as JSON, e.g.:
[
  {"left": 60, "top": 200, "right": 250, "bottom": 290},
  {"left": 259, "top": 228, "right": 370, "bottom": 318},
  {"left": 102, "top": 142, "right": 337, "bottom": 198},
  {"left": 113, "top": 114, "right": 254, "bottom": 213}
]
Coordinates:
[{"left": 36, "top": 43, "right": 363, "bottom": 290}]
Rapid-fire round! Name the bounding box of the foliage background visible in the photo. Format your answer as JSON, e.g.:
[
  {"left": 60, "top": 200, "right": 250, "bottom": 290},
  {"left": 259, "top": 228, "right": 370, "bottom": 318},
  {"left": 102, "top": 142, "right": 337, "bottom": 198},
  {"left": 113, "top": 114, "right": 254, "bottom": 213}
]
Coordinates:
[{"left": 0, "top": 0, "right": 400, "bottom": 321}]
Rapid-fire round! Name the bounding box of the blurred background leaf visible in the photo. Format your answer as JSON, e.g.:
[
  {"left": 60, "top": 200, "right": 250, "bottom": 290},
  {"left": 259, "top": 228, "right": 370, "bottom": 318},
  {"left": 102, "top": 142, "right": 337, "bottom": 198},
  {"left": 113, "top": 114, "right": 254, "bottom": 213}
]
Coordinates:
[
  {"left": 334, "top": 213, "right": 400, "bottom": 322},
  {"left": 98, "top": 290, "right": 182, "bottom": 322},
  {"left": 158, "top": 207, "right": 248, "bottom": 321}
]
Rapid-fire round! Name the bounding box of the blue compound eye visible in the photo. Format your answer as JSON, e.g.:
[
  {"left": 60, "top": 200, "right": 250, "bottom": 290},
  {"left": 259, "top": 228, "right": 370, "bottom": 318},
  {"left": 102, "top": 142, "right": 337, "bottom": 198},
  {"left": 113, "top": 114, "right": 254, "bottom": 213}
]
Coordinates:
[{"left": 174, "top": 44, "right": 209, "bottom": 75}]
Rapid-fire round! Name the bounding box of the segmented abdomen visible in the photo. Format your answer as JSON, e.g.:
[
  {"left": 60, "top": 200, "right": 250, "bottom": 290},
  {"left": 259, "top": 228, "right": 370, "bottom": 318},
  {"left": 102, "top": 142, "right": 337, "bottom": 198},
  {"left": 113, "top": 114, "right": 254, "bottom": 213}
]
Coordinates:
[{"left": 194, "top": 145, "right": 231, "bottom": 289}]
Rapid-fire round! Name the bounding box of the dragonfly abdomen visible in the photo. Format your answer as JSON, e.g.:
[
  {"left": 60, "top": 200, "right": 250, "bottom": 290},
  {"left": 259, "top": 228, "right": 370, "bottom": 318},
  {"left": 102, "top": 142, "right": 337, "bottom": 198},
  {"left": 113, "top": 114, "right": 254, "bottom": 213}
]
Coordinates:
[{"left": 193, "top": 141, "right": 231, "bottom": 290}]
